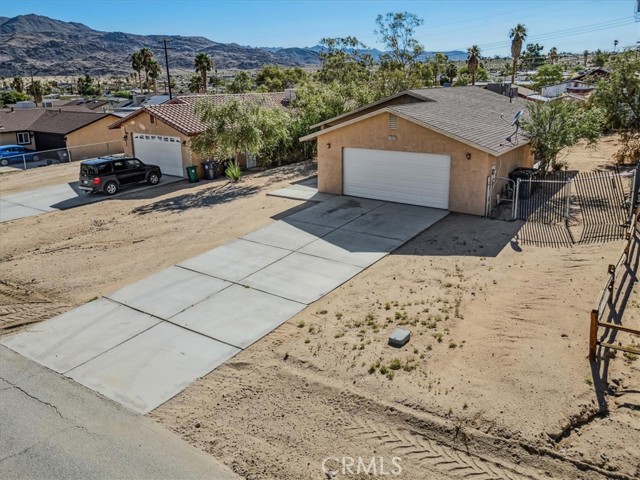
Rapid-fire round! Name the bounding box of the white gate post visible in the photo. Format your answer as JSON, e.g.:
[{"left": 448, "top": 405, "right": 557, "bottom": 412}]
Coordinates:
[{"left": 513, "top": 178, "right": 521, "bottom": 221}]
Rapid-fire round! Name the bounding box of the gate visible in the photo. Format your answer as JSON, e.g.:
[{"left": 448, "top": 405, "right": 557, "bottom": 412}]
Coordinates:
[{"left": 512, "top": 168, "right": 637, "bottom": 246}]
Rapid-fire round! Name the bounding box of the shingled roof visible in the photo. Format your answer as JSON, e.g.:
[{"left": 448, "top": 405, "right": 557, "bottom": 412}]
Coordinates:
[
  {"left": 29, "top": 110, "right": 114, "bottom": 135},
  {"left": 0, "top": 107, "right": 114, "bottom": 135},
  {"left": 109, "top": 92, "right": 290, "bottom": 136},
  {"left": 301, "top": 87, "right": 529, "bottom": 156}
]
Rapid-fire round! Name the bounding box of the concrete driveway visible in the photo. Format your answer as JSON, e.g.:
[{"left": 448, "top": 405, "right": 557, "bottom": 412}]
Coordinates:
[
  {"left": 0, "top": 176, "right": 182, "bottom": 223},
  {"left": 2, "top": 196, "right": 448, "bottom": 413}
]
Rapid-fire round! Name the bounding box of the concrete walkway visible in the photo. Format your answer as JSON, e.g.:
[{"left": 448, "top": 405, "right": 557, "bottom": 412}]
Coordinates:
[
  {"left": 0, "top": 176, "right": 182, "bottom": 223},
  {"left": 2, "top": 196, "right": 448, "bottom": 413}
]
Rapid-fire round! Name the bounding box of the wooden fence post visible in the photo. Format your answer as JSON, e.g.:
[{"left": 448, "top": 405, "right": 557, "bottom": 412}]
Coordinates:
[
  {"left": 608, "top": 264, "right": 615, "bottom": 303},
  {"left": 589, "top": 309, "right": 598, "bottom": 361}
]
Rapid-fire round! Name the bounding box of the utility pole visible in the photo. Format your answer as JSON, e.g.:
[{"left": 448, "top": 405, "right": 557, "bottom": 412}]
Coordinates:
[{"left": 162, "top": 39, "right": 172, "bottom": 99}]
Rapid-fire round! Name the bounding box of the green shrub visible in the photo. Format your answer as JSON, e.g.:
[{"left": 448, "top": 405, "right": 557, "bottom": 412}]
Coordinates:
[{"left": 225, "top": 163, "right": 242, "bottom": 182}]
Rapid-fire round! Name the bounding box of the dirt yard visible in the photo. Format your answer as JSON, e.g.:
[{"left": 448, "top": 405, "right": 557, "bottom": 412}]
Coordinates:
[{"left": 2, "top": 139, "right": 638, "bottom": 480}]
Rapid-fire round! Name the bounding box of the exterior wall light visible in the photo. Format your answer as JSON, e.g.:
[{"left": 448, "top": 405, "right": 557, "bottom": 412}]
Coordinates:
[
  {"left": 326, "top": 143, "right": 331, "bottom": 149},
  {"left": 466, "top": 153, "right": 472, "bottom": 160}
]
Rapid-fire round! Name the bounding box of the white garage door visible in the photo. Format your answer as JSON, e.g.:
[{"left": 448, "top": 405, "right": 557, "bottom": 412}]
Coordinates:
[
  {"left": 343, "top": 148, "right": 451, "bottom": 209},
  {"left": 132, "top": 134, "right": 183, "bottom": 177}
]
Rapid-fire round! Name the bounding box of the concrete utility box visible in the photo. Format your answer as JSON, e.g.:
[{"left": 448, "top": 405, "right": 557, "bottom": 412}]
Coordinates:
[{"left": 388, "top": 327, "right": 410, "bottom": 348}]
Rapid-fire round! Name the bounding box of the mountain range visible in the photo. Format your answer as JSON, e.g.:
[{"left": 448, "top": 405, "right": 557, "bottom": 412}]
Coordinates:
[{"left": 0, "top": 14, "right": 467, "bottom": 78}]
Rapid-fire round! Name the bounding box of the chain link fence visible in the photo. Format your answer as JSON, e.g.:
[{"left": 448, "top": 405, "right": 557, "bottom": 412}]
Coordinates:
[{"left": 0, "top": 141, "right": 124, "bottom": 170}]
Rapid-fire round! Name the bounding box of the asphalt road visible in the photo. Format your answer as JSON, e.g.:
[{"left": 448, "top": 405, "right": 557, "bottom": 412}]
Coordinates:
[{"left": 0, "top": 345, "right": 239, "bottom": 480}]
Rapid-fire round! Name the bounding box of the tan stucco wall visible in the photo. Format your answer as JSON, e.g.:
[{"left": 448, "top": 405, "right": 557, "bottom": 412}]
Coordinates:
[
  {"left": 65, "top": 116, "right": 124, "bottom": 161},
  {"left": 316, "top": 113, "right": 531, "bottom": 216},
  {"left": 0, "top": 131, "right": 37, "bottom": 149},
  {"left": 117, "top": 112, "right": 197, "bottom": 175}
]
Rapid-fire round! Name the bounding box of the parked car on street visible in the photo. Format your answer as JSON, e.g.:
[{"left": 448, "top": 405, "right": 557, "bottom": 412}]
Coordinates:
[
  {"left": 0, "top": 145, "right": 41, "bottom": 166},
  {"left": 78, "top": 156, "right": 162, "bottom": 195}
]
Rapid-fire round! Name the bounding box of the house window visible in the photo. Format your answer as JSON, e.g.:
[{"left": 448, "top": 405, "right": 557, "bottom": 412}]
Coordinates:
[
  {"left": 389, "top": 114, "right": 397, "bottom": 130},
  {"left": 16, "top": 132, "right": 30, "bottom": 145}
]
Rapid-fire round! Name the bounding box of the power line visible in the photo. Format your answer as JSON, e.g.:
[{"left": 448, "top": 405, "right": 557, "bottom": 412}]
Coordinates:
[{"left": 451, "top": 17, "right": 635, "bottom": 53}]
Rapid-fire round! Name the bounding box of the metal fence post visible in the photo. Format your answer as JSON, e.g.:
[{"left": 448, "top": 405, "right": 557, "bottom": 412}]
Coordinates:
[
  {"left": 513, "top": 178, "right": 521, "bottom": 221},
  {"left": 22, "top": 155, "right": 27, "bottom": 170}
]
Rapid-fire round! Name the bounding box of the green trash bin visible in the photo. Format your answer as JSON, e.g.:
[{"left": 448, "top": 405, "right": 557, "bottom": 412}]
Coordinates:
[{"left": 185, "top": 165, "right": 199, "bottom": 183}]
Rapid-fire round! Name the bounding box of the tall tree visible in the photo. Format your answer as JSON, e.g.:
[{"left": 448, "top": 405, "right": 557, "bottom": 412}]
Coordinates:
[
  {"left": 521, "top": 101, "right": 603, "bottom": 172},
  {"left": 148, "top": 59, "right": 161, "bottom": 94},
  {"left": 191, "top": 98, "right": 291, "bottom": 168},
  {"left": 317, "top": 36, "right": 372, "bottom": 85},
  {"left": 592, "top": 50, "right": 640, "bottom": 163},
  {"left": 509, "top": 23, "right": 527, "bottom": 85},
  {"left": 583, "top": 50, "right": 589, "bottom": 68},
  {"left": 227, "top": 71, "right": 254, "bottom": 94},
  {"left": 467, "top": 45, "right": 480, "bottom": 85},
  {"left": 520, "top": 43, "right": 545, "bottom": 70},
  {"left": 188, "top": 74, "right": 202, "bottom": 93},
  {"left": 140, "top": 48, "right": 154, "bottom": 92},
  {"left": 548, "top": 47, "right": 558, "bottom": 64},
  {"left": 532, "top": 64, "right": 564, "bottom": 90},
  {"left": 432, "top": 52, "right": 448, "bottom": 85},
  {"left": 129, "top": 51, "right": 143, "bottom": 91},
  {"left": 194, "top": 53, "right": 214, "bottom": 94},
  {"left": 11, "top": 76, "right": 24, "bottom": 93},
  {"left": 374, "top": 11, "right": 424, "bottom": 69},
  {"left": 27, "top": 80, "right": 44, "bottom": 103}
]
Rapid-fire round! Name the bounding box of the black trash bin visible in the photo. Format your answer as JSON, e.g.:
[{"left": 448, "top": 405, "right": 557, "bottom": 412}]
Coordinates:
[
  {"left": 509, "top": 168, "right": 537, "bottom": 199},
  {"left": 202, "top": 161, "right": 219, "bottom": 180}
]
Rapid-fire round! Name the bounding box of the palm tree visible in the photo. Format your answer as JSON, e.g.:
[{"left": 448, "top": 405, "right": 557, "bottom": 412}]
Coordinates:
[
  {"left": 613, "top": 39, "right": 618, "bottom": 52},
  {"left": 509, "top": 24, "right": 527, "bottom": 85},
  {"left": 194, "top": 53, "right": 214, "bottom": 94},
  {"left": 548, "top": 47, "right": 558, "bottom": 64},
  {"left": 139, "top": 47, "right": 154, "bottom": 93},
  {"left": 130, "top": 51, "right": 143, "bottom": 91},
  {"left": 467, "top": 45, "right": 480, "bottom": 85},
  {"left": 148, "top": 60, "right": 161, "bottom": 94},
  {"left": 583, "top": 50, "right": 589, "bottom": 68},
  {"left": 188, "top": 74, "right": 202, "bottom": 93}
]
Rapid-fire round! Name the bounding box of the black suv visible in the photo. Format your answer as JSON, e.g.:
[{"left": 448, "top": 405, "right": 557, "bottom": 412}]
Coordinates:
[{"left": 79, "top": 157, "right": 162, "bottom": 195}]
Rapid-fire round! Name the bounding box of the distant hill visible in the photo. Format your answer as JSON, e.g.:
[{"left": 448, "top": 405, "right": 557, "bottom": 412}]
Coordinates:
[
  {"left": 0, "top": 14, "right": 468, "bottom": 78},
  {"left": 0, "top": 14, "right": 321, "bottom": 77}
]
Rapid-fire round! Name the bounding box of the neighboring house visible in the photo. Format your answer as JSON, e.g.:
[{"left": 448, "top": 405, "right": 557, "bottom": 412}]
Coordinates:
[
  {"left": 300, "top": 87, "right": 533, "bottom": 217},
  {"left": 0, "top": 107, "right": 123, "bottom": 160},
  {"left": 109, "top": 92, "right": 292, "bottom": 178},
  {"left": 542, "top": 68, "right": 609, "bottom": 98},
  {"left": 0, "top": 107, "right": 46, "bottom": 149}
]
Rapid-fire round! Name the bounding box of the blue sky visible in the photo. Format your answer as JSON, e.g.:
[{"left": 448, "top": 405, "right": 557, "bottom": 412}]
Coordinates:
[{"left": 2, "top": 0, "right": 639, "bottom": 56}]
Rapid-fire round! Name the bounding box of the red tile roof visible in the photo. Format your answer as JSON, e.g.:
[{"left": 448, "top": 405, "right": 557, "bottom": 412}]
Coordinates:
[{"left": 109, "top": 92, "right": 290, "bottom": 136}]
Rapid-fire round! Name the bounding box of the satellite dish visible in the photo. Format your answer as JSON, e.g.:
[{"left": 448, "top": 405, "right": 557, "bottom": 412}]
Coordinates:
[{"left": 511, "top": 110, "right": 523, "bottom": 126}]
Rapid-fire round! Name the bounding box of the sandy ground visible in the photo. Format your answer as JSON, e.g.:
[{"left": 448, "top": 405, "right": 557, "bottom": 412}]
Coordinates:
[
  {"left": 2, "top": 138, "right": 638, "bottom": 479},
  {"left": 0, "top": 161, "right": 316, "bottom": 332}
]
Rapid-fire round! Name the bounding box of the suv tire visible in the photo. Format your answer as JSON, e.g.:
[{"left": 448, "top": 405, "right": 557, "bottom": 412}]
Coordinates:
[
  {"left": 147, "top": 172, "right": 160, "bottom": 185},
  {"left": 104, "top": 181, "right": 118, "bottom": 196},
  {"left": 0, "top": 159, "right": 8, "bottom": 166}
]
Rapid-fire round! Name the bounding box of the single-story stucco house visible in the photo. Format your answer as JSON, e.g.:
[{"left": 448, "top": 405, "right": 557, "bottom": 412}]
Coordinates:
[
  {"left": 109, "top": 92, "right": 292, "bottom": 178},
  {"left": 0, "top": 107, "right": 123, "bottom": 160},
  {"left": 300, "top": 86, "right": 533, "bottom": 217}
]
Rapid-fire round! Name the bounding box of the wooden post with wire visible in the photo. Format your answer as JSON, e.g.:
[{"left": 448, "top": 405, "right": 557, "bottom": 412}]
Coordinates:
[{"left": 589, "top": 309, "right": 598, "bottom": 361}]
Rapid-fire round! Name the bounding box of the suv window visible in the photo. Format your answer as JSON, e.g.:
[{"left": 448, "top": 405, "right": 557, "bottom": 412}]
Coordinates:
[
  {"left": 112, "top": 160, "right": 127, "bottom": 172},
  {"left": 97, "top": 163, "right": 112, "bottom": 174},
  {"left": 125, "top": 159, "right": 143, "bottom": 169}
]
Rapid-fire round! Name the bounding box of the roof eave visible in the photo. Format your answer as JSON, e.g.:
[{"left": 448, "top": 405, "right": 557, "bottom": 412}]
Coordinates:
[
  {"left": 308, "top": 90, "right": 429, "bottom": 130},
  {"left": 300, "top": 106, "right": 530, "bottom": 156}
]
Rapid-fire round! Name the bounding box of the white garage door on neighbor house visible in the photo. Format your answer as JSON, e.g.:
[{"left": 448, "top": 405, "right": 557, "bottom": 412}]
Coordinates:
[
  {"left": 343, "top": 148, "right": 451, "bottom": 209},
  {"left": 132, "top": 134, "right": 183, "bottom": 177}
]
